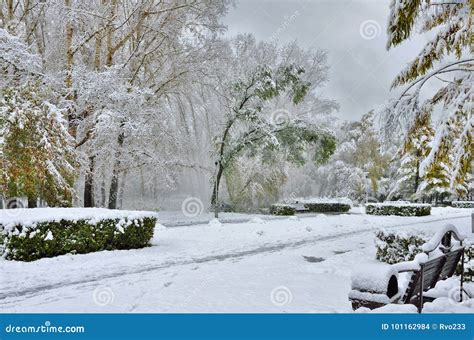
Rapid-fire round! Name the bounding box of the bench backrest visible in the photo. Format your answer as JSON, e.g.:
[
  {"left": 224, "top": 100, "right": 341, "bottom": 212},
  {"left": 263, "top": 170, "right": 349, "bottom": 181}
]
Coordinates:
[
  {"left": 439, "top": 247, "right": 464, "bottom": 279},
  {"left": 402, "top": 255, "right": 447, "bottom": 303}
]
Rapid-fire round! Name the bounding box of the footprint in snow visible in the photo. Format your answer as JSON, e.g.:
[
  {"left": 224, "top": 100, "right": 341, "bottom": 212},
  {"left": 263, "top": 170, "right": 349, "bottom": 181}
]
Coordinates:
[
  {"left": 164, "top": 282, "right": 173, "bottom": 288},
  {"left": 333, "top": 250, "right": 349, "bottom": 255},
  {"left": 302, "top": 256, "right": 325, "bottom": 263}
]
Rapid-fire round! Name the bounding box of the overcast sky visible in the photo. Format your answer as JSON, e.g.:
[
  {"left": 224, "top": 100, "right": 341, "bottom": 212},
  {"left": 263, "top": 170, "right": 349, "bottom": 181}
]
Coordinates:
[{"left": 224, "top": 0, "right": 432, "bottom": 121}]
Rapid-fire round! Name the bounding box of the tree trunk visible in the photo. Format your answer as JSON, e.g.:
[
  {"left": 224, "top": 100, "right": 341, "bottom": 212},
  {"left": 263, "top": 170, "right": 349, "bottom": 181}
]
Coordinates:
[
  {"left": 118, "top": 171, "right": 127, "bottom": 209},
  {"left": 64, "top": 0, "right": 76, "bottom": 138},
  {"left": 28, "top": 196, "right": 37, "bottom": 208},
  {"left": 414, "top": 152, "right": 421, "bottom": 197},
  {"left": 108, "top": 169, "right": 119, "bottom": 209},
  {"left": 210, "top": 162, "right": 224, "bottom": 218},
  {"left": 100, "top": 179, "right": 106, "bottom": 207},
  {"left": 108, "top": 129, "right": 124, "bottom": 209},
  {"left": 84, "top": 156, "right": 95, "bottom": 207}
]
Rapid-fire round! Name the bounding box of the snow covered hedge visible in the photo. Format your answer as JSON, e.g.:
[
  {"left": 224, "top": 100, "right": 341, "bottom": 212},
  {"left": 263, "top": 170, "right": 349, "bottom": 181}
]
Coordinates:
[
  {"left": 303, "top": 200, "right": 351, "bottom": 213},
  {"left": 269, "top": 204, "right": 296, "bottom": 216},
  {"left": 366, "top": 203, "right": 431, "bottom": 216},
  {"left": 452, "top": 201, "right": 474, "bottom": 208},
  {"left": 375, "top": 229, "right": 473, "bottom": 281},
  {"left": 0, "top": 208, "right": 157, "bottom": 261},
  {"left": 375, "top": 230, "right": 428, "bottom": 264},
  {"left": 281, "top": 197, "right": 352, "bottom": 213}
]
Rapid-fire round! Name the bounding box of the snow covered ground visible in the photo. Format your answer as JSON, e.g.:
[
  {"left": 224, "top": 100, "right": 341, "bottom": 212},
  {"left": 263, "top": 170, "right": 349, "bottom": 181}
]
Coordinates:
[{"left": 0, "top": 207, "right": 472, "bottom": 313}]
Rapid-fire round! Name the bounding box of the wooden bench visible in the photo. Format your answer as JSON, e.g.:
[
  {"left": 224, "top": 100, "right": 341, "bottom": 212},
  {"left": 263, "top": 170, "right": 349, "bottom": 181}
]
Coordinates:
[{"left": 349, "top": 224, "right": 468, "bottom": 313}]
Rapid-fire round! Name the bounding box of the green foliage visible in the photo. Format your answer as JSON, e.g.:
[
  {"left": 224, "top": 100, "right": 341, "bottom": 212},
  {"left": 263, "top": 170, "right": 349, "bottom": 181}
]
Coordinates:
[
  {"left": 0, "top": 217, "right": 156, "bottom": 261},
  {"left": 386, "top": 0, "right": 422, "bottom": 50},
  {"left": 303, "top": 202, "right": 351, "bottom": 213},
  {"left": 387, "top": 0, "right": 470, "bottom": 86},
  {"left": 385, "top": 0, "right": 472, "bottom": 196},
  {"left": 329, "top": 111, "right": 391, "bottom": 201},
  {"left": 392, "top": 111, "right": 435, "bottom": 199},
  {"left": 366, "top": 203, "right": 431, "bottom": 216},
  {"left": 0, "top": 81, "right": 77, "bottom": 206},
  {"left": 214, "top": 61, "right": 336, "bottom": 209},
  {"left": 375, "top": 230, "right": 427, "bottom": 264},
  {"left": 463, "top": 244, "right": 474, "bottom": 282},
  {"left": 375, "top": 229, "right": 473, "bottom": 281},
  {"left": 452, "top": 201, "right": 474, "bottom": 208},
  {"left": 269, "top": 204, "right": 296, "bottom": 216},
  {"left": 224, "top": 155, "right": 287, "bottom": 212}
]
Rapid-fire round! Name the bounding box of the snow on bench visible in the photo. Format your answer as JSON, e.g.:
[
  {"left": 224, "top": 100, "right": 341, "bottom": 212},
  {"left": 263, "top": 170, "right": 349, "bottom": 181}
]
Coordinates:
[{"left": 349, "top": 224, "right": 467, "bottom": 313}]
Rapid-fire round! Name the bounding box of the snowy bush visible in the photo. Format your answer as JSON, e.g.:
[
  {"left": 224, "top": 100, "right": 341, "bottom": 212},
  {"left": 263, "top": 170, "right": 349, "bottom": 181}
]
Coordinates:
[
  {"left": 366, "top": 203, "right": 431, "bottom": 216},
  {"left": 0, "top": 208, "right": 157, "bottom": 261},
  {"left": 463, "top": 244, "right": 474, "bottom": 282},
  {"left": 375, "top": 230, "right": 473, "bottom": 281},
  {"left": 303, "top": 198, "right": 351, "bottom": 213},
  {"left": 375, "top": 230, "right": 428, "bottom": 264},
  {"left": 269, "top": 204, "right": 296, "bottom": 216},
  {"left": 452, "top": 201, "right": 474, "bottom": 208}
]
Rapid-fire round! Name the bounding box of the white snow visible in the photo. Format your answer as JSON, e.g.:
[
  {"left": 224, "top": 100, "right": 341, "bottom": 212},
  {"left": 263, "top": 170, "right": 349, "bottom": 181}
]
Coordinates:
[
  {"left": 366, "top": 202, "right": 431, "bottom": 208},
  {"left": 421, "top": 223, "right": 466, "bottom": 253},
  {"left": 44, "top": 230, "right": 54, "bottom": 241},
  {"left": 0, "top": 208, "right": 158, "bottom": 232},
  {"left": 351, "top": 263, "right": 398, "bottom": 293},
  {"left": 0, "top": 207, "right": 472, "bottom": 313}
]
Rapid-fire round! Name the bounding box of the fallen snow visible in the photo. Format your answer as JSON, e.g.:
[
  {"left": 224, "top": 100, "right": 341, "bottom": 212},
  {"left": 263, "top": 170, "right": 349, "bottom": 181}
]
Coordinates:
[
  {"left": 0, "top": 207, "right": 471, "bottom": 313},
  {"left": 421, "top": 223, "right": 466, "bottom": 252},
  {"left": 351, "top": 263, "right": 398, "bottom": 293},
  {"left": 0, "top": 208, "right": 158, "bottom": 232}
]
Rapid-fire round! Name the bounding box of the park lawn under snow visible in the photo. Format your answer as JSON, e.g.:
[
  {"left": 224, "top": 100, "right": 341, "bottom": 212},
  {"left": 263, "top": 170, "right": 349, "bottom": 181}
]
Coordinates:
[{"left": 0, "top": 207, "right": 472, "bottom": 313}]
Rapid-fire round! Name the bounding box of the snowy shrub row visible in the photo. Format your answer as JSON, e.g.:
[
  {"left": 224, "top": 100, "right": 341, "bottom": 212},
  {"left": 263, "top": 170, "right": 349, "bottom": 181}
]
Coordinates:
[
  {"left": 0, "top": 208, "right": 157, "bottom": 261},
  {"left": 269, "top": 204, "right": 296, "bottom": 216},
  {"left": 375, "top": 230, "right": 428, "bottom": 264},
  {"left": 280, "top": 197, "right": 352, "bottom": 213},
  {"left": 452, "top": 201, "right": 474, "bottom": 208},
  {"left": 464, "top": 244, "right": 474, "bottom": 282},
  {"left": 303, "top": 202, "right": 351, "bottom": 213},
  {"left": 366, "top": 203, "right": 431, "bottom": 216},
  {"left": 375, "top": 230, "right": 473, "bottom": 281}
]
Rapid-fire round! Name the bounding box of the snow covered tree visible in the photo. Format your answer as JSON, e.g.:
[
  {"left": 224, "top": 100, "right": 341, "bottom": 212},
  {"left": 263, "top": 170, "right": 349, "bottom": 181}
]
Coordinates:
[
  {"left": 209, "top": 61, "right": 336, "bottom": 216},
  {"left": 317, "top": 111, "right": 391, "bottom": 202},
  {"left": 224, "top": 154, "right": 288, "bottom": 211},
  {"left": 389, "top": 110, "right": 434, "bottom": 200},
  {"left": 0, "top": 81, "right": 77, "bottom": 206},
  {"left": 383, "top": 0, "right": 473, "bottom": 196}
]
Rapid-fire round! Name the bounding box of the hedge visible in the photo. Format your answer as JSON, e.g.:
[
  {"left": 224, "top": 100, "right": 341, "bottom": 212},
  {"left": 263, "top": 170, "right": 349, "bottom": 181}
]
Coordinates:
[
  {"left": 0, "top": 209, "right": 156, "bottom": 261},
  {"left": 375, "top": 230, "right": 473, "bottom": 281},
  {"left": 452, "top": 201, "right": 474, "bottom": 208},
  {"left": 366, "top": 203, "right": 431, "bottom": 216},
  {"left": 375, "top": 230, "right": 428, "bottom": 264},
  {"left": 270, "top": 204, "right": 296, "bottom": 216},
  {"left": 303, "top": 202, "right": 351, "bottom": 213}
]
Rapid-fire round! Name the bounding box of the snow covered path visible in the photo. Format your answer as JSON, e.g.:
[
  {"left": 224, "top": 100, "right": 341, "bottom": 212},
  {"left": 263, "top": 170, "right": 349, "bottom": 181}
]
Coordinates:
[{"left": 0, "top": 208, "right": 472, "bottom": 313}]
